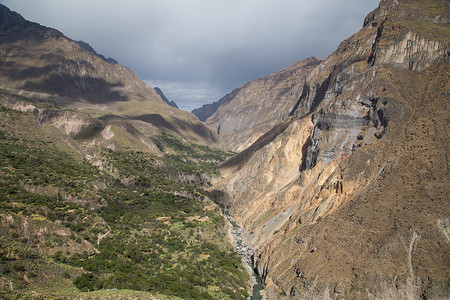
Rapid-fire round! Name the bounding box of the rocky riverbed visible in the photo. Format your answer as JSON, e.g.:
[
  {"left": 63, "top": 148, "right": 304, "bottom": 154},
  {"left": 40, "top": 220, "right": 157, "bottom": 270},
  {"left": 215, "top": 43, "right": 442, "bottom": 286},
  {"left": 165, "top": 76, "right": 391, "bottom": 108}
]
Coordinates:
[{"left": 225, "top": 209, "right": 267, "bottom": 300}]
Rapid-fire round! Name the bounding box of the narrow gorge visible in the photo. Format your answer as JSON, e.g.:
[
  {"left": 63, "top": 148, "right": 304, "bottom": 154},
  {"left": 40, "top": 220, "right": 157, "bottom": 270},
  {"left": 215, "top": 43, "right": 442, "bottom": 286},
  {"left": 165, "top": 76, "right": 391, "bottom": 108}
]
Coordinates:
[{"left": 225, "top": 209, "right": 267, "bottom": 300}]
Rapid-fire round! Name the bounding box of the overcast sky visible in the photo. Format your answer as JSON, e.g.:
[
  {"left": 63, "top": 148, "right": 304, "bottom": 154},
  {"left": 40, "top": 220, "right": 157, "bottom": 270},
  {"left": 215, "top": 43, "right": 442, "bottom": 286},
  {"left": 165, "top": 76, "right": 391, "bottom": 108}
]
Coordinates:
[{"left": 1, "top": 0, "right": 380, "bottom": 111}]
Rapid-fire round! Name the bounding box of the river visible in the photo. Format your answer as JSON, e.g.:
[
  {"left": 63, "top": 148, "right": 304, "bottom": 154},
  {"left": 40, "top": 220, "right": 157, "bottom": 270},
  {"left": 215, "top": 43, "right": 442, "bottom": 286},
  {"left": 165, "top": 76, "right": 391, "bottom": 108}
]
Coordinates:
[{"left": 225, "top": 209, "right": 266, "bottom": 300}]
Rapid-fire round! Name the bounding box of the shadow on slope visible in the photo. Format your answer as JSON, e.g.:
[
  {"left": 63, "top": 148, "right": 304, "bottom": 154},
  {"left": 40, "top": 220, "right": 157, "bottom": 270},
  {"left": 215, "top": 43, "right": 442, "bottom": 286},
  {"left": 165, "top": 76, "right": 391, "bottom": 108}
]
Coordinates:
[
  {"left": 0, "top": 60, "right": 127, "bottom": 103},
  {"left": 219, "top": 118, "right": 293, "bottom": 171},
  {"left": 134, "top": 114, "right": 217, "bottom": 143}
]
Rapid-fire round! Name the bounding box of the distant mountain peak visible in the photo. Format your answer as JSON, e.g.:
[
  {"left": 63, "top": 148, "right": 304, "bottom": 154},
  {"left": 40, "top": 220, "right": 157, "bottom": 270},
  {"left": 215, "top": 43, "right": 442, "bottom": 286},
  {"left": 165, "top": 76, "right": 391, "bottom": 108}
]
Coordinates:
[
  {"left": 0, "top": 3, "right": 25, "bottom": 27},
  {"left": 0, "top": 4, "right": 62, "bottom": 40},
  {"left": 194, "top": 56, "right": 322, "bottom": 151},
  {"left": 191, "top": 90, "right": 237, "bottom": 122},
  {"left": 154, "top": 87, "right": 179, "bottom": 109}
]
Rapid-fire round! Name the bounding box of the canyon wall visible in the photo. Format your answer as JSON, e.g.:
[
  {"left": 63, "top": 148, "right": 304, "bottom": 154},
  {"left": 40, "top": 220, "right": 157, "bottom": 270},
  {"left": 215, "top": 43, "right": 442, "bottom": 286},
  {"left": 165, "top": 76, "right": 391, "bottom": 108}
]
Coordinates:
[
  {"left": 215, "top": 0, "right": 450, "bottom": 298},
  {"left": 195, "top": 57, "right": 321, "bottom": 152}
]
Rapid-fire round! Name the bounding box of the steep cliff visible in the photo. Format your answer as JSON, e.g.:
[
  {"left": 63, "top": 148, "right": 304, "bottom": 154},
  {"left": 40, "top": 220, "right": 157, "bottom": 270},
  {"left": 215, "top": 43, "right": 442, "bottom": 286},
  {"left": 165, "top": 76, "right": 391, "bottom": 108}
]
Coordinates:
[
  {"left": 216, "top": 0, "right": 450, "bottom": 298},
  {"left": 195, "top": 57, "right": 321, "bottom": 152}
]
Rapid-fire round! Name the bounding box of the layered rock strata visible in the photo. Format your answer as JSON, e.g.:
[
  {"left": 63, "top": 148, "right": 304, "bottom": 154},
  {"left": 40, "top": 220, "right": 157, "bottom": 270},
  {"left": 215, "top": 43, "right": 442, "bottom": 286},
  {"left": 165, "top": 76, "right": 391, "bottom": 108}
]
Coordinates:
[{"left": 215, "top": 0, "right": 450, "bottom": 298}]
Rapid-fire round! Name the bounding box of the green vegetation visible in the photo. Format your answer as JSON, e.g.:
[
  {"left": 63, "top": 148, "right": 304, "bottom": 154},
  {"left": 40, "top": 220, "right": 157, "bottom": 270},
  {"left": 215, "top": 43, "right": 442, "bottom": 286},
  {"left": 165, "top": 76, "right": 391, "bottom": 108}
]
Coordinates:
[
  {"left": 0, "top": 106, "right": 249, "bottom": 299},
  {"left": 154, "top": 131, "right": 235, "bottom": 175}
]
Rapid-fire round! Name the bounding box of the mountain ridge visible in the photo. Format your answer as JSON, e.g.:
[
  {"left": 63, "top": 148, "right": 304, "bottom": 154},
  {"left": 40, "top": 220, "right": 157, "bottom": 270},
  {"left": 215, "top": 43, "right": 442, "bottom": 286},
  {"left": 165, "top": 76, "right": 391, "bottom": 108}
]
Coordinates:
[
  {"left": 154, "top": 87, "right": 179, "bottom": 108},
  {"left": 73, "top": 40, "right": 118, "bottom": 65},
  {"left": 0, "top": 3, "right": 217, "bottom": 148},
  {"left": 0, "top": 1, "right": 449, "bottom": 299},
  {"left": 192, "top": 89, "right": 239, "bottom": 122}
]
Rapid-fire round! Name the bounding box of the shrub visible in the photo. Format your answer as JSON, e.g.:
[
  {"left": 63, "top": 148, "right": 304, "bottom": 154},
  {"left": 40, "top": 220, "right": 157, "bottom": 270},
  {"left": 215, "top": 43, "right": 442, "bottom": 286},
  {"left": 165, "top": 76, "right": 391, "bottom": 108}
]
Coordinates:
[
  {"left": 73, "top": 273, "right": 101, "bottom": 292},
  {"left": 11, "top": 261, "right": 25, "bottom": 272}
]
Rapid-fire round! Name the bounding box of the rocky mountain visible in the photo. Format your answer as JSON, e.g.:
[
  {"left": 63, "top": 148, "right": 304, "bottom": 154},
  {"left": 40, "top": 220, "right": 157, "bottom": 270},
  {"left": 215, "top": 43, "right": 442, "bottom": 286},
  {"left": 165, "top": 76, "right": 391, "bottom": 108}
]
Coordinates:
[
  {"left": 73, "top": 40, "right": 118, "bottom": 65},
  {"left": 154, "top": 87, "right": 179, "bottom": 108},
  {"left": 0, "top": 4, "right": 215, "bottom": 149},
  {"left": 213, "top": 0, "right": 450, "bottom": 298},
  {"left": 192, "top": 90, "right": 238, "bottom": 122},
  {"left": 1, "top": 0, "right": 449, "bottom": 299},
  {"left": 194, "top": 57, "right": 322, "bottom": 152}
]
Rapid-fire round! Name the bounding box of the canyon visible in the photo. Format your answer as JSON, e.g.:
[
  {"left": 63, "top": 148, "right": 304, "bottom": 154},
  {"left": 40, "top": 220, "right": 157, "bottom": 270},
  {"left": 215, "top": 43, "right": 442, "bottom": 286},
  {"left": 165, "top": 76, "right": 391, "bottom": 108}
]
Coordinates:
[
  {"left": 207, "top": 0, "right": 449, "bottom": 298},
  {"left": 0, "top": 0, "right": 448, "bottom": 299}
]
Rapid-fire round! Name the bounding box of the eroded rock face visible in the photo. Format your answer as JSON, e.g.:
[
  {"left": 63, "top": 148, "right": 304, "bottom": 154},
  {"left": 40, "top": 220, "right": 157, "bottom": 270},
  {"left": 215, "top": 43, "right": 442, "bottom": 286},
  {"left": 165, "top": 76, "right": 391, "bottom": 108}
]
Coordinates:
[
  {"left": 302, "top": 96, "right": 406, "bottom": 171},
  {"left": 202, "top": 57, "right": 322, "bottom": 152},
  {"left": 370, "top": 30, "right": 449, "bottom": 71},
  {"left": 215, "top": 0, "right": 450, "bottom": 298},
  {"left": 367, "top": 0, "right": 450, "bottom": 72}
]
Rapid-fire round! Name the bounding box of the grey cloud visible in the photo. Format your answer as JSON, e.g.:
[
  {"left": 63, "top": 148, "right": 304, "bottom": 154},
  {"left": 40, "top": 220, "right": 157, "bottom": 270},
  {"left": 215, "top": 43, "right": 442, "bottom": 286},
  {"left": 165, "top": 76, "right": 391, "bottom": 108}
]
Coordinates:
[
  {"left": 144, "top": 80, "right": 222, "bottom": 112},
  {"left": 1, "top": 0, "right": 380, "bottom": 111}
]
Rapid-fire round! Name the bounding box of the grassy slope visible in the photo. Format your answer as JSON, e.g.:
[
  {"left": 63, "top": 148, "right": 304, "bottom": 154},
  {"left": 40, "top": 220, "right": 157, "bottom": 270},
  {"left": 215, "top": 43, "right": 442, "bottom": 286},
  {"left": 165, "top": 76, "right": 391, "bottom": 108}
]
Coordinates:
[{"left": 0, "top": 101, "right": 249, "bottom": 299}]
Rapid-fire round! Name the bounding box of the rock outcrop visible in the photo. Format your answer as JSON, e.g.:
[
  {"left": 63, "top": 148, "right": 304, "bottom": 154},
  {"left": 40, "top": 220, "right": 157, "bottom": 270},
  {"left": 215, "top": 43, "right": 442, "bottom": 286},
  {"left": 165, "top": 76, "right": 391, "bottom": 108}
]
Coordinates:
[{"left": 214, "top": 0, "right": 450, "bottom": 298}]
